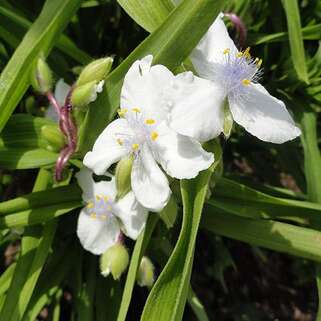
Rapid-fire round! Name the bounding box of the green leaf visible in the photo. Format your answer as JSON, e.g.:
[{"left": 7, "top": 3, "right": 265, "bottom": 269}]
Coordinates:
[
  {"left": 281, "top": 0, "right": 309, "bottom": 83},
  {"left": 0, "top": 169, "right": 57, "bottom": 321},
  {"left": 208, "top": 178, "right": 321, "bottom": 225},
  {"left": 187, "top": 287, "right": 209, "bottom": 321},
  {"left": 141, "top": 141, "right": 222, "bottom": 321},
  {"left": 0, "top": 183, "right": 82, "bottom": 228},
  {"left": 202, "top": 208, "right": 321, "bottom": 263},
  {"left": 0, "top": 114, "right": 55, "bottom": 149},
  {"left": 0, "top": 184, "right": 81, "bottom": 215},
  {"left": 116, "top": 215, "right": 158, "bottom": 321},
  {"left": 117, "top": 0, "right": 174, "bottom": 33},
  {"left": 0, "top": 148, "right": 57, "bottom": 169},
  {"left": 0, "top": 4, "right": 91, "bottom": 64},
  {"left": 79, "top": 0, "right": 226, "bottom": 154},
  {"left": 0, "top": 0, "right": 82, "bottom": 134}
]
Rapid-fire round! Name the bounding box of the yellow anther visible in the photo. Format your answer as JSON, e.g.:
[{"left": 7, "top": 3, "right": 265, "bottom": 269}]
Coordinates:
[
  {"left": 151, "top": 131, "right": 158, "bottom": 141},
  {"left": 118, "top": 108, "right": 128, "bottom": 117},
  {"left": 132, "top": 107, "right": 141, "bottom": 113},
  {"left": 103, "top": 196, "right": 109, "bottom": 202},
  {"left": 96, "top": 195, "right": 101, "bottom": 201},
  {"left": 86, "top": 202, "right": 94, "bottom": 209},
  {"left": 243, "top": 47, "right": 251, "bottom": 58},
  {"left": 145, "top": 119, "right": 156, "bottom": 125},
  {"left": 242, "top": 79, "right": 251, "bottom": 86},
  {"left": 223, "top": 48, "right": 230, "bottom": 55},
  {"left": 236, "top": 52, "right": 243, "bottom": 58},
  {"left": 132, "top": 143, "right": 139, "bottom": 151},
  {"left": 90, "top": 213, "right": 97, "bottom": 219},
  {"left": 256, "top": 58, "right": 263, "bottom": 67},
  {"left": 101, "top": 215, "right": 107, "bottom": 220},
  {"left": 117, "top": 138, "right": 123, "bottom": 146}
]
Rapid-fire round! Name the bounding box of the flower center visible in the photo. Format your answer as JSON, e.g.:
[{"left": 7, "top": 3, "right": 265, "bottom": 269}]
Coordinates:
[
  {"left": 116, "top": 108, "right": 159, "bottom": 154},
  {"left": 86, "top": 194, "right": 114, "bottom": 220},
  {"left": 216, "top": 47, "right": 262, "bottom": 100}
]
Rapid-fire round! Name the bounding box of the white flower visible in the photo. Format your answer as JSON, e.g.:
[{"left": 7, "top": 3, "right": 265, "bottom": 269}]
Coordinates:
[
  {"left": 83, "top": 55, "right": 214, "bottom": 212},
  {"left": 76, "top": 167, "right": 148, "bottom": 255},
  {"left": 167, "top": 13, "right": 301, "bottom": 144}
]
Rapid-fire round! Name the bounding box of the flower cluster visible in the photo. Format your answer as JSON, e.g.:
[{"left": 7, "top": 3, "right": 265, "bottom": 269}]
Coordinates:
[{"left": 76, "top": 13, "right": 301, "bottom": 265}]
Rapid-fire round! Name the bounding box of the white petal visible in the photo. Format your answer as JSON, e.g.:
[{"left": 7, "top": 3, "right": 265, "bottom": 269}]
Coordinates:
[
  {"left": 229, "top": 83, "right": 301, "bottom": 143},
  {"left": 154, "top": 122, "right": 214, "bottom": 179},
  {"left": 115, "top": 191, "right": 148, "bottom": 240},
  {"left": 131, "top": 144, "right": 171, "bottom": 212},
  {"left": 83, "top": 119, "right": 131, "bottom": 175},
  {"left": 77, "top": 208, "right": 120, "bottom": 255},
  {"left": 55, "top": 79, "right": 71, "bottom": 106},
  {"left": 191, "top": 13, "right": 238, "bottom": 80},
  {"left": 121, "top": 55, "right": 174, "bottom": 122},
  {"left": 167, "top": 72, "right": 225, "bottom": 142}
]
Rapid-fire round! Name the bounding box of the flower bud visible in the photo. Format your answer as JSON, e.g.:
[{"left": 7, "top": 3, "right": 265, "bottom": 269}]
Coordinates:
[
  {"left": 100, "top": 243, "right": 129, "bottom": 280},
  {"left": 115, "top": 156, "right": 133, "bottom": 199},
  {"left": 41, "top": 124, "right": 65, "bottom": 151},
  {"left": 31, "top": 57, "right": 53, "bottom": 93},
  {"left": 159, "top": 196, "right": 177, "bottom": 229},
  {"left": 223, "top": 101, "right": 233, "bottom": 139},
  {"left": 76, "top": 57, "right": 113, "bottom": 87},
  {"left": 137, "top": 256, "right": 155, "bottom": 288},
  {"left": 71, "top": 80, "right": 104, "bottom": 109}
]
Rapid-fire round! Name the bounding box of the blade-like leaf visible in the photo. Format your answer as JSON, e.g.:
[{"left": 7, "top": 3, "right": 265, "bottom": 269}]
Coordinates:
[
  {"left": 0, "top": 0, "right": 82, "bottom": 134},
  {"left": 117, "top": 0, "right": 174, "bottom": 33},
  {"left": 281, "top": 0, "right": 309, "bottom": 83}
]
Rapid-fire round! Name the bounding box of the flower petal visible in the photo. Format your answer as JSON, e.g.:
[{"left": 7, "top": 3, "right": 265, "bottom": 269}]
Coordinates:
[
  {"left": 191, "top": 13, "right": 238, "bottom": 80},
  {"left": 167, "top": 72, "right": 225, "bottom": 142},
  {"left": 115, "top": 191, "right": 148, "bottom": 240},
  {"left": 83, "top": 119, "right": 131, "bottom": 175},
  {"left": 121, "top": 55, "right": 173, "bottom": 122},
  {"left": 77, "top": 208, "right": 120, "bottom": 255},
  {"left": 45, "top": 79, "right": 70, "bottom": 122},
  {"left": 131, "top": 144, "right": 171, "bottom": 212},
  {"left": 229, "top": 83, "right": 301, "bottom": 143},
  {"left": 154, "top": 122, "right": 214, "bottom": 179}
]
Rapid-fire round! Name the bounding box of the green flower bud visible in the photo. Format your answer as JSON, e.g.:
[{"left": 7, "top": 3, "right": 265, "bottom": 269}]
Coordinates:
[
  {"left": 159, "top": 196, "right": 178, "bottom": 229},
  {"left": 223, "top": 100, "right": 233, "bottom": 139},
  {"left": 100, "top": 243, "right": 129, "bottom": 280},
  {"left": 115, "top": 156, "right": 133, "bottom": 199},
  {"left": 76, "top": 57, "right": 113, "bottom": 86},
  {"left": 137, "top": 256, "right": 155, "bottom": 288},
  {"left": 71, "top": 80, "right": 104, "bottom": 109},
  {"left": 41, "top": 124, "right": 65, "bottom": 152},
  {"left": 31, "top": 57, "right": 53, "bottom": 93}
]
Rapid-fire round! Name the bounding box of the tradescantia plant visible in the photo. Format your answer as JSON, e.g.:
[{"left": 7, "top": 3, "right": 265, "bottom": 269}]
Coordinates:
[{"left": 0, "top": 0, "right": 321, "bottom": 321}]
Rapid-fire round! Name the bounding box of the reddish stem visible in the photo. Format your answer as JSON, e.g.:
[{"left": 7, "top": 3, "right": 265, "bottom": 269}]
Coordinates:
[{"left": 46, "top": 85, "right": 78, "bottom": 181}]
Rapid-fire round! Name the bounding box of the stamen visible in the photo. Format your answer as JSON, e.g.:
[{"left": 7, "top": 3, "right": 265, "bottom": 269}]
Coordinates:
[
  {"left": 101, "top": 215, "right": 107, "bottom": 220},
  {"left": 87, "top": 202, "right": 94, "bottom": 209},
  {"left": 96, "top": 195, "right": 101, "bottom": 201},
  {"left": 103, "top": 196, "right": 108, "bottom": 202},
  {"left": 118, "top": 108, "right": 128, "bottom": 117},
  {"left": 132, "top": 107, "right": 141, "bottom": 113},
  {"left": 223, "top": 48, "right": 230, "bottom": 55},
  {"left": 151, "top": 131, "right": 158, "bottom": 141},
  {"left": 117, "top": 138, "right": 123, "bottom": 146},
  {"left": 145, "top": 119, "right": 156, "bottom": 125},
  {"left": 242, "top": 79, "right": 251, "bottom": 86},
  {"left": 256, "top": 58, "right": 262, "bottom": 67},
  {"left": 90, "top": 213, "right": 97, "bottom": 219},
  {"left": 243, "top": 47, "right": 251, "bottom": 59},
  {"left": 132, "top": 143, "right": 139, "bottom": 151},
  {"left": 236, "top": 52, "right": 243, "bottom": 58}
]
